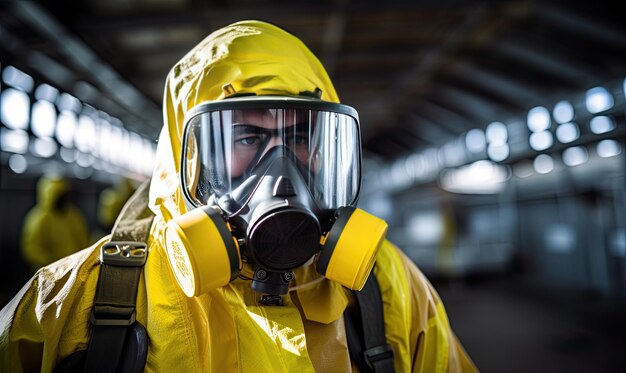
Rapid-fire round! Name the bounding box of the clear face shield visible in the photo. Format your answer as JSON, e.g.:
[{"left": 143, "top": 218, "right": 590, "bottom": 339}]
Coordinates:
[
  {"left": 166, "top": 97, "right": 387, "bottom": 299},
  {"left": 181, "top": 97, "right": 361, "bottom": 215}
]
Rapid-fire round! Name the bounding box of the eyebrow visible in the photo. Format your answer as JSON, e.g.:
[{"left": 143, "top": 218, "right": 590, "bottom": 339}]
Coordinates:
[
  {"left": 232, "top": 123, "right": 310, "bottom": 136},
  {"left": 233, "top": 124, "right": 265, "bottom": 136}
]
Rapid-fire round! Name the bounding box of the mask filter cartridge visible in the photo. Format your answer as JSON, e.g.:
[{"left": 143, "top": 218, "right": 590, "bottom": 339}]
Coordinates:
[
  {"left": 316, "top": 206, "right": 388, "bottom": 291},
  {"left": 165, "top": 206, "right": 241, "bottom": 297}
]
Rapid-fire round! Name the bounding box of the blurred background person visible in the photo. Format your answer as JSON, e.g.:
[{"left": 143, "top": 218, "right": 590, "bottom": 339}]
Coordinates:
[
  {"left": 20, "top": 175, "right": 89, "bottom": 273},
  {"left": 96, "top": 176, "right": 136, "bottom": 235}
]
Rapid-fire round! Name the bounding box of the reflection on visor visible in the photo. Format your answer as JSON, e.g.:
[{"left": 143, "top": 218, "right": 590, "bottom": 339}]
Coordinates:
[{"left": 182, "top": 103, "right": 360, "bottom": 213}]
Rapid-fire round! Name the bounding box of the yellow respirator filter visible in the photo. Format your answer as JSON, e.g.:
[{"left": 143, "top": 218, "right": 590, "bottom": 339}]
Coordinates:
[
  {"left": 316, "top": 207, "right": 388, "bottom": 290},
  {"left": 165, "top": 206, "right": 241, "bottom": 297}
]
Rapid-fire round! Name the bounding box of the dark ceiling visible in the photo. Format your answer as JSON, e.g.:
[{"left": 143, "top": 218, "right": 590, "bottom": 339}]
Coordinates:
[{"left": 1, "top": 0, "right": 625, "bottom": 164}]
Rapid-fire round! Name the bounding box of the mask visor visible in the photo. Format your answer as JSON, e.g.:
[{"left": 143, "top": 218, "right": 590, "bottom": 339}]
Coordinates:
[{"left": 181, "top": 99, "right": 361, "bottom": 214}]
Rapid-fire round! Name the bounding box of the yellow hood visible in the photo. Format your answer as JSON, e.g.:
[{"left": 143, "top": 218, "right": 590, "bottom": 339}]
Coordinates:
[
  {"left": 149, "top": 20, "right": 339, "bottom": 222},
  {"left": 37, "top": 176, "right": 68, "bottom": 209}
]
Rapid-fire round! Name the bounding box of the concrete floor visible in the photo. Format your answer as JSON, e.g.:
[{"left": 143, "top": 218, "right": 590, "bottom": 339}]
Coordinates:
[{"left": 435, "top": 275, "right": 626, "bottom": 373}]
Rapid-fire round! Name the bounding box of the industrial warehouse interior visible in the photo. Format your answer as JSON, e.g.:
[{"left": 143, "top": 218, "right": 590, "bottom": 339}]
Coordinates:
[{"left": 0, "top": 1, "right": 625, "bottom": 371}]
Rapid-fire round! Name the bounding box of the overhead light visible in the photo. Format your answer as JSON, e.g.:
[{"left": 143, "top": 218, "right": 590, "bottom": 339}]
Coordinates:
[
  {"left": 391, "top": 160, "right": 410, "bottom": 187},
  {"left": 76, "top": 152, "right": 94, "bottom": 167},
  {"left": 75, "top": 114, "right": 96, "bottom": 153},
  {"left": 1, "top": 88, "right": 30, "bottom": 130},
  {"left": 60, "top": 147, "right": 76, "bottom": 163},
  {"left": 486, "top": 122, "right": 508, "bottom": 146},
  {"left": 31, "top": 137, "right": 58, "bottom": 158},
  {"left": 0, "top": 128, "right": 29, "bottom": 154},
  {"left": 527, "top": 106, "right": 551, "bottom": 132},
  {"left": 487, "top": 143, "right": 509, "bottom": 162},
  {"left": 597, "top": 139, "right": 621, "bottom": 158},
  {"left": 553, "top": 100, "right": 574, "bottom": 124},
  {"left": 440, "top": 160, "right": 510, "bottom": 194},
  {"left": 529, "top": 130, "right": 553, "bottom": 151},
  {"left": 562, "top": 146, "right": 588, "bottom": 167},
  {"left": 8, "top": 154, "right": 28, "bottom": 174},
  {"left": 129, "top": 132, "right": 145, "bottom": 172},
  {"left": 465, "top": 128, "right": 486, "bottom": 153},
  {"left": 555, "top": 122, "right": 580, "bottom": 143},
  {"left": 34, "top": 83, "right": 59, "bottom": 102},
  {"left": 438, "top": 140, "right": 465, "bottom": 167},
  {"left": 533, "top": 154, "right": 554, "bottom": 174},
  {"left": 585, "top": 86, "right": 613, "bottom": 114},
  {"left": 589, "top": 116, "right": 615, "bottom": 134},
  {"left": 405, "top": 153, "right": 425, "bottom": 179},
  {"left": 142, "top": 141, "right": 157, "bottom": 176},
  {"left": 2, "top": 66, "right": 34, "bottom": 92},
  {"left": 56, "top": 110, "right": 77, "bottom": 148},
  {"left": 56, "top": 92, "right": 82, "bottom": 113},
  {"left": 98, "top": 119, "right": 111, "bottom": 161},
  {"left": 31, "top": 100, "right": 57, "bottom": 138}
]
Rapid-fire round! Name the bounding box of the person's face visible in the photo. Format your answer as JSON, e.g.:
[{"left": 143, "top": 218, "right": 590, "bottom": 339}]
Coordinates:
[{"left": 231, "top": 109, "right": 313, "bottom": 178}]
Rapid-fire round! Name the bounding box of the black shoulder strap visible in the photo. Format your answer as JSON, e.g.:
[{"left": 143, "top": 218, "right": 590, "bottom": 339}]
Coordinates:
[
  {"left": 83, "top": 180, "right": 154, "bottom": 373},
  {"left": 345, "top": 273, "right": 395, "bottom": 373}
]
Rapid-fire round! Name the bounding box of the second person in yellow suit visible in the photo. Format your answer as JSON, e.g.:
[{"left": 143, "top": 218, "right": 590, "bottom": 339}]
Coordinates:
[
  {"left": 1, "top": 20, "right": 477, "bottom": 372},
  {"left": 20, "top": 175, "right": 89, "bottom": 273}
]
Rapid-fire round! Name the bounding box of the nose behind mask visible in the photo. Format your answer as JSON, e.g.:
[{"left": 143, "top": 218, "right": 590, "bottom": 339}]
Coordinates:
[{"left": 165, "top": 147, "right": 388, "bottom": 297}]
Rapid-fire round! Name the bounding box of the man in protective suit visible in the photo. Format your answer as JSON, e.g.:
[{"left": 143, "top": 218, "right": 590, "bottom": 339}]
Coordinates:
[
  {"left": 20, "top": 175, "right": 89, "bottom": 273},
  {"left": 0, "top": 20, "right": 477, "bottom": 372}
]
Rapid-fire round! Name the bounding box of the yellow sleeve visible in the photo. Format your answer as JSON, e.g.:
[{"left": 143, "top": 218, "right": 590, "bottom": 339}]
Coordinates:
[
  {"left": 0, "top": 246, "right": 101, "bottom": 373},
  {"left": 398, "top": 250, "right": 478, "bottom": 373},
  {"left": 0, "top": 276, "right": 45, "bottom": 372}
]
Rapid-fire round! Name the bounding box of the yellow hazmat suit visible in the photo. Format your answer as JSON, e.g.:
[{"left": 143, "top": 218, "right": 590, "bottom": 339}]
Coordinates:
[
  {"left": 0, "top": 21, "right": 477, "bottom": 372},
  {"left": 19, "top": 176, "right": 89, "bottom": 273}
]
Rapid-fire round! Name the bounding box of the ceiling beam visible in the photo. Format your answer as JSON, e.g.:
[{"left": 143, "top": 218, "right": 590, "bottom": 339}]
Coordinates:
[
  {"left": 409, "top": 99, "right": 476, "bottom": 134},
  {"left": 536, "top": 3, "right": 626, "bottom": 48},
  {"left": 435, "top": 84, "right": 507, "bottom": 123},
  {"left": 451, "top": 61, "right": 546, "bottom": 107},
  {"left": 359, "top": 4, "right": 492, "bottom": 142},
  {"left": 492, "top": 37, "right": 597, "bottom": 87},
  {"left": 406, "top": 113, "right": 454, "bottom": 145}
]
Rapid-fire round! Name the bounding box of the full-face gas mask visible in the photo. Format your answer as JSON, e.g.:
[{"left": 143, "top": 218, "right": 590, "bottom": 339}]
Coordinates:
[{"left": 165, "top": 96, "right": 387, "bottom": 297}]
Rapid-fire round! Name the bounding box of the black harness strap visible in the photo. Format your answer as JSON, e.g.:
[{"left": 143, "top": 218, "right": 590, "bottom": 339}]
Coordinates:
[
  {"left": 345, "top": 273, "right": 395, "bottom": 373},
  {"left": 83, "top": 180, "right": 154, "bottom": 373}
]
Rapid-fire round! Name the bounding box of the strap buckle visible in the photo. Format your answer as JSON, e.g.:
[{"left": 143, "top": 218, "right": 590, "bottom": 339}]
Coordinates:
[
  {"left": 364, "top": 344, "right": 394, "bottom": 370},
  {"left": 90, "top": 305, "right": 136, "bottom": 326},
  {"left": 101, "top": 241, "right": 147, "bottom": 267}
]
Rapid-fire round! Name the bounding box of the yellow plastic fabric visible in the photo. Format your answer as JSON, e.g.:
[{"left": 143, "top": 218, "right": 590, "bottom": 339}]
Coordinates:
[
  {"left": 20, "top": 176, "right": 90, "bottom": 273},
  {"left": 0, "top": 20, "right": 477, "bottom": 372}
]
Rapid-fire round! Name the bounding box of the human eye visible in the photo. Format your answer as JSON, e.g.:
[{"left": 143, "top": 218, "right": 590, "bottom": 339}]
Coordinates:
[
  {"left": 236, "top": 136, "right": 260, "bottom": 146},
  {"left": 293, "top": 134, "right": 308, "bottom": 146},
  {"left": 233, "top": 125, "right": 265, "bottom": 147},
  {"left": 285, "top": 125, "right": 310, "bottom": 147}
]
